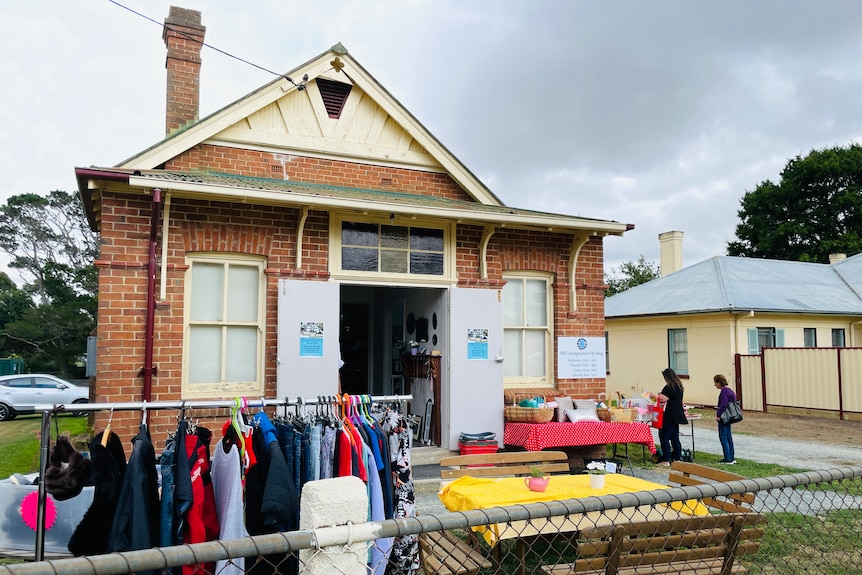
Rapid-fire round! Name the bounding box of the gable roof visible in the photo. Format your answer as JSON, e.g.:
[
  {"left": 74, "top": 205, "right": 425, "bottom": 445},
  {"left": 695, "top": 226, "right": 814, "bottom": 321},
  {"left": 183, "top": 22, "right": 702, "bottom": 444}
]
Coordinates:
[
  {"left": 118, "top": 43, "right": 502, "bottom": 205},
  {"left": 77, "top": 43, "right": 632, "bottom": 238},
  {"left": 605, "top": 253, "right": 862, "bottom": 318}
]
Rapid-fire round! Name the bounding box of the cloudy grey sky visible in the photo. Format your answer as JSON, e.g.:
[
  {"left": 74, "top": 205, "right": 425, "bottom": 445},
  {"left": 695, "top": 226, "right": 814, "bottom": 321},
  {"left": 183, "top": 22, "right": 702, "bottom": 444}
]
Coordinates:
[{"left": 3, "top": 0, "right": 862, "bottom": 281}]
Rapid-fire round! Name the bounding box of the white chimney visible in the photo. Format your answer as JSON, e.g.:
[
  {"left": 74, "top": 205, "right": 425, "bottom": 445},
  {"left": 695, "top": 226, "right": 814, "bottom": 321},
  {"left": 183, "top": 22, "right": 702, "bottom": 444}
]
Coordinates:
[
  {"left": 659, "top": 231, "right": 684, "bottom": 276},
  {"left": 829, "top": 253, "right": 847, "bottom": 264}
]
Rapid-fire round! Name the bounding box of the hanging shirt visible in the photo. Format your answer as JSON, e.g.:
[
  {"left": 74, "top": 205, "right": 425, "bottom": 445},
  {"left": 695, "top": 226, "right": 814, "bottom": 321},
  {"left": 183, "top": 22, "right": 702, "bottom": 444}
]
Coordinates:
[
  {"left": 182, "top": 430, "right": 220, "bottom": 575},
  {"left": 211, "top": 440, "right": 249, "bottom": 575}
]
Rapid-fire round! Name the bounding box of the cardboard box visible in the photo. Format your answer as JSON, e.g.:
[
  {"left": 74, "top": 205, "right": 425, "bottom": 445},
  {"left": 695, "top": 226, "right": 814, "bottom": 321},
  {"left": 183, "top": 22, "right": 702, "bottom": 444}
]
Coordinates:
[{"left": 0, "top": 480, "right": 93, "bottom": 554}]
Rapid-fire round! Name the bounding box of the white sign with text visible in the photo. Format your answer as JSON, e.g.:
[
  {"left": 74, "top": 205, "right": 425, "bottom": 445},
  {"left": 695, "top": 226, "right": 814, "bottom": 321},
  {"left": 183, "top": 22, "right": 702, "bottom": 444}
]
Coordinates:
[{"left": 558, "top": 336, "right": 606, "bottom": 379}]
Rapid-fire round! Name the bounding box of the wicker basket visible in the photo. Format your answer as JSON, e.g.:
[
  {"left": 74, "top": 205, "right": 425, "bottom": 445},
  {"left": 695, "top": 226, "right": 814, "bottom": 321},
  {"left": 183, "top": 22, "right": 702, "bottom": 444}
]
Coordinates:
[
  {"left": 596, "top": 408, "right": 611, "bottom": 422},
  {"left": 504, "top": 394, "right": 555, "bottom": 423},
  {"left": 608, "top": 391, "right": 639, "bottom": 422}
]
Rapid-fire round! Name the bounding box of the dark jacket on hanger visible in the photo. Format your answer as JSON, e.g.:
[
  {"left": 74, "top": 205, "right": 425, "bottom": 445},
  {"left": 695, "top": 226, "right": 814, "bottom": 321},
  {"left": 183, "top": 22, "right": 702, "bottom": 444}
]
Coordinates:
[
  {"left": 172, "top": 420, "right": 194, "bottom": 545},
  {"left": 67, "top": 431, "right": 127, "bottom": 556},
  {"left": 245, "top": 427, "right": 299, "bottom": 575},
  {"left": 108, "top": 424, "right": 160, "bottom": 575}
]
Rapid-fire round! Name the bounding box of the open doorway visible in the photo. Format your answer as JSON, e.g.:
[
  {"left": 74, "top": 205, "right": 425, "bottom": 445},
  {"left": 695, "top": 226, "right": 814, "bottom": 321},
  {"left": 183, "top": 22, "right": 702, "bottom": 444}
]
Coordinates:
[
  {"left": 340, "top": 284, "right": 446, "bottom": 445},
  {"left": 338, "top": 302, "right": 369, "bottom": 395}
]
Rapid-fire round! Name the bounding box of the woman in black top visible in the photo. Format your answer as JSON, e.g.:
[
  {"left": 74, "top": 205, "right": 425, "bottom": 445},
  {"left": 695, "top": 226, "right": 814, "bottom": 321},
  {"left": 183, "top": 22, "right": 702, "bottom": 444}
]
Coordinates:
[{"left": 657, "top": 368, "right": 688, "bottom": 466}]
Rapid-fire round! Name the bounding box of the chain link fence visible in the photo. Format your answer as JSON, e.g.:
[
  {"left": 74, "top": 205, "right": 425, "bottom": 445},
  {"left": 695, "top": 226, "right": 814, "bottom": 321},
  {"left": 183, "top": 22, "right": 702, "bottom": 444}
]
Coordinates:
[{"left": 1, "top": 466, "right": 860, "bottom": 575}]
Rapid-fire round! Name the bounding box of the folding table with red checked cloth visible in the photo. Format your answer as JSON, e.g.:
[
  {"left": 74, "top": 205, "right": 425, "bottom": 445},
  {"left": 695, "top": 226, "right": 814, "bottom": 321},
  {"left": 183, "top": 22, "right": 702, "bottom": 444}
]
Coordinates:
[{"left": 503, "top": 421, "right": 656, "bottom": 453}]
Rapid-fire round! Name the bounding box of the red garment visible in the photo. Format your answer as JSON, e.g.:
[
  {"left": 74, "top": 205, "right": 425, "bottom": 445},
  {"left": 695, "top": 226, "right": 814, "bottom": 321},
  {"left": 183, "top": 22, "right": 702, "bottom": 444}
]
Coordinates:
[
  {"left": 182, "top": 435, "right": 220, "bottom": 575},
  {"left": 346, "top": 420, "right": 368, "bottom": 482},
  {"left": 220, "top": 420, "right": 257, "bottom": 474},
  {"left": 335, "top": 427, "right": 353, "bottom": 477}
]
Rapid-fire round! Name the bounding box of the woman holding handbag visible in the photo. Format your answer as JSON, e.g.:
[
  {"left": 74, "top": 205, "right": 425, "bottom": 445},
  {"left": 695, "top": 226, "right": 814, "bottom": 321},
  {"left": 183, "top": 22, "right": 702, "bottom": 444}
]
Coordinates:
[{"left": 714, "top": 374, "right": 737, "bottom": 464}]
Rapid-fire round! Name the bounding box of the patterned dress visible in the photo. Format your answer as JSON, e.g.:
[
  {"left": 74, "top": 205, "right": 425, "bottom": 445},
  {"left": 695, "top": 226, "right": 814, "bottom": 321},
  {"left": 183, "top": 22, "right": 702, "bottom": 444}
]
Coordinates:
[{"left": 382, "top": 409, "right": 419, "bottom": 575}]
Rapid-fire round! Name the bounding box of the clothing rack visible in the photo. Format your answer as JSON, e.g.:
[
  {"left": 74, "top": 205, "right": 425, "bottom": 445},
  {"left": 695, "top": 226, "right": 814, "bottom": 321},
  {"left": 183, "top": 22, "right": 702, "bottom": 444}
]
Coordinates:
[{"left": 32, "top": 394, "right": 413, "bottom": 561}]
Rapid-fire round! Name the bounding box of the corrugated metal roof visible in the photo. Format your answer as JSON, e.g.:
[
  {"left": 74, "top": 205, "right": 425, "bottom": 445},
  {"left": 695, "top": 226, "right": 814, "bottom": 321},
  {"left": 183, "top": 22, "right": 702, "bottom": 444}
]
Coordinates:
[
  {"left": 122, "top": 170, "right": 629, "bottom": 232},
  {"left": 606, "top": 253, "right": 862, "bottom": 318}
]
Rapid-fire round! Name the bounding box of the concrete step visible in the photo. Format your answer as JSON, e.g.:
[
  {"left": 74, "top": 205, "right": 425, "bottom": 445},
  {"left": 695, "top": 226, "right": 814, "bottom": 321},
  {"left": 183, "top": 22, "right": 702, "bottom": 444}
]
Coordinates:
[
  {"left": 412, "top": 446, "right": 453, "bottom": 495},
  {"left": 412, "top": 446, "right": 456, "bottom": 466}
]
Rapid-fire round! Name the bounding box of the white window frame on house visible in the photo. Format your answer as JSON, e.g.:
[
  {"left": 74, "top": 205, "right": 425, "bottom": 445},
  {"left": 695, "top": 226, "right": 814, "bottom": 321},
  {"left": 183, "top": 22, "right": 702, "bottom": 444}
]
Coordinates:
[
  {"left": 329, "top": 214, "right": 455, "bottom": 283},
  {"left": 182, "top": 254, "right": 266, "bottom": 399},
  {"left": 502, "top": 273, "right": 552, "bottom": 386},
  {"left": 832, "top": 328, "right": 846, "bottom": 347},
  {"left": 747, "top": 327, "right": 785, "bottom": 354},
  {"left": 803, "top": 327, "right": 817, "bottom": 348},
  {"left": 667, "top": 328, "right": 688, "bottom": 375}
]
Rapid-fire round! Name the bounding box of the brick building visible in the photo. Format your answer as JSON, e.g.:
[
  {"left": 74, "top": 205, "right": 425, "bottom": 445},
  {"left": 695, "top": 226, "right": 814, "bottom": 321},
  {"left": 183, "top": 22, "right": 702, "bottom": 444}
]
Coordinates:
[{"left": 75, "top": 7, "right": 631, "bottom": 447}]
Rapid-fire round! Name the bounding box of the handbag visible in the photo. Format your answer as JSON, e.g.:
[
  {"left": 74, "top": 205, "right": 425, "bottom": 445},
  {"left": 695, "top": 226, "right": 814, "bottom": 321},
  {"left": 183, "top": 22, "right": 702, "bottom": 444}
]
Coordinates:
[
  {"left": 720, "top": 400, "right": 743, "bottom": 424},
  {"left": 653, "top": 404, "right": 664, "bottom": 429}
]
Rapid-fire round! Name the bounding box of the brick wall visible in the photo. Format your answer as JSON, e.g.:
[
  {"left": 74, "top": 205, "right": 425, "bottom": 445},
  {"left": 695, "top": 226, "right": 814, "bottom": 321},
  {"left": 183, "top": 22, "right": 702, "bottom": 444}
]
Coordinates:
[
  {"left": 457, "top": 224, "right": 607, "bottom": 400},
  {"left": 166, "top": 144, "right": 473, "bottom": 202},
  {"left": 94, "top": 170, "right": 608, "bottom": 438}
]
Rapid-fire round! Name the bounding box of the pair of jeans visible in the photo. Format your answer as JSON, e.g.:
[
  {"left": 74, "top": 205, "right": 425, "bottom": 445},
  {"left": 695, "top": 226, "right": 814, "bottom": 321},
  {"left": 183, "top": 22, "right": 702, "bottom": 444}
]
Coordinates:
[
  {"left": 659, "top": 421, "right": 682, "bottom": 462},
  {"left": 278, "top": 422, "right": 296, "bottom": 488},
  {"left": 299, "top": 424, "right": 312, "bottom": 490},
  {"left": 718, "top": 420, "right": 735, "bottom": 461},
  {"left": 309, "top": 423, "right": 322, "bottom": 481},
  {"left": 158, "top": 444, "right": 175, "bottom": 549}
]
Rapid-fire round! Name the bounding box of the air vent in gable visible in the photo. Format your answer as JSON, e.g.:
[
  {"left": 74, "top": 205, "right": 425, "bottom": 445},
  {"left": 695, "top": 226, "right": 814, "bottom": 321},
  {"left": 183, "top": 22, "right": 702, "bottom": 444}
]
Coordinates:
[{"left": 316, "top": 78, "right": 352, "bottom": 118}]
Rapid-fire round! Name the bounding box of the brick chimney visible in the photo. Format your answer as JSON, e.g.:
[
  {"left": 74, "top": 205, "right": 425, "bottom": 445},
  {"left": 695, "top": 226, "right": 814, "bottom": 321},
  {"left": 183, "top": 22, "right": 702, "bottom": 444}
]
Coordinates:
[
  {"left": 163, "top": 7, "right": 205, "bottom": 135},
  {"left": 658, "top": 230, "right": 683, "bottom": 276}
]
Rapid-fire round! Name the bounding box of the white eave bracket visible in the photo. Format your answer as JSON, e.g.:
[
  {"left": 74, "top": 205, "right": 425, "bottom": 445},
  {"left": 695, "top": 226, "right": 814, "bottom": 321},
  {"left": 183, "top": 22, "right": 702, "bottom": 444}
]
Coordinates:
[{"left": 568, "top": 232, "right": 590, "bottom": 312}]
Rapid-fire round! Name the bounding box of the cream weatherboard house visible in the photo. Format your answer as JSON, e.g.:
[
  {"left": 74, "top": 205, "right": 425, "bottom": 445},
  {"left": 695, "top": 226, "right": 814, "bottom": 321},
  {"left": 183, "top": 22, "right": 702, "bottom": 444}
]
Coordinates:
[
  {"left": 75, "top": 7, "right": 631, "bottom": 446},
  {"left": 605, "top": 232, "right": 862, "bottom": 419}
]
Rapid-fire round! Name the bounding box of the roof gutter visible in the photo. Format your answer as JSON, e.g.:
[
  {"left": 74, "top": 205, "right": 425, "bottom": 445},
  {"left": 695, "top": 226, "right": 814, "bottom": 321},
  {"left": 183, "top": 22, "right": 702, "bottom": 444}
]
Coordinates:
[{"left": 75, "top": 168, "right": 132, "bottom": 231}]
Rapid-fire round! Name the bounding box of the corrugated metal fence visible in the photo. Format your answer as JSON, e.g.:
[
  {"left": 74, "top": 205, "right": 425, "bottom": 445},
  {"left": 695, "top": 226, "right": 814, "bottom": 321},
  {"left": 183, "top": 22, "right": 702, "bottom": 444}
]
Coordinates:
[{"left": 737, "top": 347, "right": 862, "bottom": 416}]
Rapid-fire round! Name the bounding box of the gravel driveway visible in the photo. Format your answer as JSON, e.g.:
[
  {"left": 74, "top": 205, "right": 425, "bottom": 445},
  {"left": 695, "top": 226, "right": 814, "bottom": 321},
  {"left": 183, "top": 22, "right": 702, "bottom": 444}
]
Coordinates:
[{"left": 674, "top": 423, "right": 862, "bottom": 470}]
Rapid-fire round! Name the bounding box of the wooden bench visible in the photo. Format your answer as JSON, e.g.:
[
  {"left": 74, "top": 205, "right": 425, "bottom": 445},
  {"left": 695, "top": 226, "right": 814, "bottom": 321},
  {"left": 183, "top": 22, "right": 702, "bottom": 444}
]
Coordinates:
[
  {"left": 541, "top": 512, "right": 768, "bottom": 575},
  {"left": 419, "top": 451, "right": 568, "bottom": 575},
  {"left": 419, "top": 530, "right": 492, "bottom": 575},
  {"left": 668, "top": 461, "right": 755, "bottom": 513},
  {"left": 439, "top": 450, "right": 571, "bottom": 482}
]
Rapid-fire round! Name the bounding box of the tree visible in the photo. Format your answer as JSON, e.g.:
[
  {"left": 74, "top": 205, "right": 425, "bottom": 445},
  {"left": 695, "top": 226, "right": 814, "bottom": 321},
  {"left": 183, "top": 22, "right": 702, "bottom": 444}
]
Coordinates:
[
  {"left": 728, "top": 144, "right": 862, "bottom": 262},
  {"left": 0, "top": 192, "right": 98, "bottom": 376},
  {"left": 605, "top": 255, "right": 660, "bottom": 297}
]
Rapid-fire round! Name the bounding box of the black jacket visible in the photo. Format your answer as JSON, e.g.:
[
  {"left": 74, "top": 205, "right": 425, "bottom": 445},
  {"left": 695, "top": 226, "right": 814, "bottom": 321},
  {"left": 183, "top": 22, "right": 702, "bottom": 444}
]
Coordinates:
[
  {"left": 108, "top": 424, "right": 160, "bottom": 575},
  {"left": 67, "top": 431, "right": 127, "bottom": 556}
]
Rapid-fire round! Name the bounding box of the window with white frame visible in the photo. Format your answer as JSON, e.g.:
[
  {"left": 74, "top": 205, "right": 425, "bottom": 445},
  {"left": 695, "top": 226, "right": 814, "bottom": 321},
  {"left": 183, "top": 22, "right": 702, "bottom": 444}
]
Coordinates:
[
  {"left": 184, "top": 255, "right": 265, "bottom": 397},
  {"left": 668, "top": 329, "right": 688, "bottom": 375},
  {"left": 502, "top": 274, "right": 551, "bottom": 384},
  {"left": 747, "top": 327, "right": 784, "bottom": 354}
]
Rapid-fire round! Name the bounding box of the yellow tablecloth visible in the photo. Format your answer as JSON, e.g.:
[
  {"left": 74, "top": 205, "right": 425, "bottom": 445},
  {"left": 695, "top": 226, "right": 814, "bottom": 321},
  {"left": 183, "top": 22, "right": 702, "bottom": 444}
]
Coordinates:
[{"left": 439, "top": 474, "right": 709, "bottom": 545}]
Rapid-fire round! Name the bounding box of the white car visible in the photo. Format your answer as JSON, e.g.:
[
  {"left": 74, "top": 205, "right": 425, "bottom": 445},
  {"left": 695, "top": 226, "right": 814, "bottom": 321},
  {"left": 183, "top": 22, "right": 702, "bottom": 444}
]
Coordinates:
[{"left": 0, "top": 374, "right": 89, "bottom": 421}]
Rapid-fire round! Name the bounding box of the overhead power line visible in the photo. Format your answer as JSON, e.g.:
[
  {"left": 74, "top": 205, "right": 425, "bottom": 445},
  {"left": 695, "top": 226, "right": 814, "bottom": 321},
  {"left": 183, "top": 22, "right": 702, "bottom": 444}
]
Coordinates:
[{"left": 106, "top": 0, "right": 307, "bottom": 89}]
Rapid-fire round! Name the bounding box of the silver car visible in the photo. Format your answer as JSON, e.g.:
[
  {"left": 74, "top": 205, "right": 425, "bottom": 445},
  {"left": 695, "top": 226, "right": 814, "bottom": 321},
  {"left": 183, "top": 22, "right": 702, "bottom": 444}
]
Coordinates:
[{"left": 0, "top": 374, "right": 89, "bottom": 421}]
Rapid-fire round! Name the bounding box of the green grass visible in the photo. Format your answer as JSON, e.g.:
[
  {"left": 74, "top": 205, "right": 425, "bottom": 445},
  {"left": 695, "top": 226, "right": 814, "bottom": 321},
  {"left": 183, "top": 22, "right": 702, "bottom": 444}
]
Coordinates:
[
  {"left": 470, "top": 509, "right": 862, "bottom": 575},
  {"left": 0, "top": 415, "right": 90, "bottom": 478}
]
